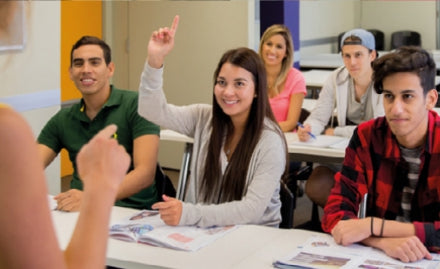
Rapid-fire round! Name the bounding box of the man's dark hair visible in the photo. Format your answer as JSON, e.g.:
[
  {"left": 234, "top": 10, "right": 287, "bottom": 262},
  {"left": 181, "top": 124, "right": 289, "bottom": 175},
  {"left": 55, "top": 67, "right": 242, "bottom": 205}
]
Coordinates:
[
  {"left": 70, "top": 36, "right": 111, "bottom": 66},
  {"left": 372, "top": 46, "right": 435, "bottom": 95}
]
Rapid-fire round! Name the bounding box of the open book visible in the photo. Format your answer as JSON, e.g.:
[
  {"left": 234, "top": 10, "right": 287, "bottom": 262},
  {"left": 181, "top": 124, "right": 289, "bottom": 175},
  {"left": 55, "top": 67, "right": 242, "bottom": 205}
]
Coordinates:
[
  {"left": 285, "top": 133, "right": 349, "bottom": 149},
  {"left": 109, "top": 210, "right": 237, "bottom": 252},
  {"left": 273, "top": 235, "right": 440, "bottom": 269}
]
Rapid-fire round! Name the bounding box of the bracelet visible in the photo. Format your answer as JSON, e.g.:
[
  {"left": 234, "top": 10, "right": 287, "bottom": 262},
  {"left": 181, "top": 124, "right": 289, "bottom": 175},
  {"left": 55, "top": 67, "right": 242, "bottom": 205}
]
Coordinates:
[
  {"left": 370, "top": 216, "right": 375, "bottom": 237},
  {"left": 379, "top": 217, "right": 385, "bottom": 237}
]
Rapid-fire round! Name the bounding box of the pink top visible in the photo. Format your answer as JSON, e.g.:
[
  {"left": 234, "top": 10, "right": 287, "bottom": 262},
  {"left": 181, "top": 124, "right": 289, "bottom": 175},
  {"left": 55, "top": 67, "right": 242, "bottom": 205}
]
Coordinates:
[{"left": 269, "top": 67, "right": 307, "bottom": 122}]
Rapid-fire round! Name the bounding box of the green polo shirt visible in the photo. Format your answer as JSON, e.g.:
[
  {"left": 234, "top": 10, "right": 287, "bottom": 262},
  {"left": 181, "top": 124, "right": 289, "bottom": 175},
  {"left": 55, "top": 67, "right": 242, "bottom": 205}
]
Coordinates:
[{"left": 38, "top": 86, "right": 160, "bottom": 209}]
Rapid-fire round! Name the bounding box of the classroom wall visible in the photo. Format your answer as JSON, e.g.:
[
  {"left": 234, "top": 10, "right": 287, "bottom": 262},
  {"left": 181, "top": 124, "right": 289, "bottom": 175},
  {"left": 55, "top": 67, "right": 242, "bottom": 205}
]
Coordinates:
[
  {"left": 299, "top": 0, "right": 437, "bottom": 55},
  {"left": 0, "top": 1, "right": 61, "bottom": 195},
  {"left": 105, "top": 1, "right": 254, "bottom": 169},
  {"left": 299, "top": 0, "right": 361, "bottom": 55},
  {"left": 0, "top": 1, "right": 103, "bottom": 195},
  {"left": 360, "top": 1, "right": 436, "bottom": 51},
  {"left": 60, "top": 1, "right": 102, "bottom": 178}
]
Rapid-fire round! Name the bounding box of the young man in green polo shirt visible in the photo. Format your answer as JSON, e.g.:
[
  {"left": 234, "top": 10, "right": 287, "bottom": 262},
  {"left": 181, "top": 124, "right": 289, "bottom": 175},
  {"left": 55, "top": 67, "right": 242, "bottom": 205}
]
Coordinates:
[{"left": 38, "top": 36, "right": 160, "bottom": 211}]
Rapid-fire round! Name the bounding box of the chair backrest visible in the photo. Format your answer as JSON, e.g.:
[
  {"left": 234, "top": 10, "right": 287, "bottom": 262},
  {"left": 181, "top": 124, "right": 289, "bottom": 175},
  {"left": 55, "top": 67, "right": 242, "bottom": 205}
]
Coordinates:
[
  {"left": 367, "top": 29, "right": 385, "bottom": 51},
  {"left": 337, "top": 32, "right": 345, "bottom": 53},
  {"left": 391, "top": 30, "right": 421, "bottom": 50},
  {"left": 155, "top": 164, "right": 177, "bottom": 201},
  {"left": 279, "top": 180, "right": 295, "bottom": 229}
]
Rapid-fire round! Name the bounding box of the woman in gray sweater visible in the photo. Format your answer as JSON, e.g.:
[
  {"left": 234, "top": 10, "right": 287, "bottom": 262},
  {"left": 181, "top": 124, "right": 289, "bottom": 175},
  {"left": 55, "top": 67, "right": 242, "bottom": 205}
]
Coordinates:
[{"left": 139, "top": 16, "right": 287, "bottom": 228}]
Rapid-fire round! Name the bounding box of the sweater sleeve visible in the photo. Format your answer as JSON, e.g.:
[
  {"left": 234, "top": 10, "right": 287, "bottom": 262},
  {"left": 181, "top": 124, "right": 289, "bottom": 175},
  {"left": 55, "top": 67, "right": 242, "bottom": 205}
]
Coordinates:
[{"left": 304, "top": 72, "right": 336, "bottom": 136}]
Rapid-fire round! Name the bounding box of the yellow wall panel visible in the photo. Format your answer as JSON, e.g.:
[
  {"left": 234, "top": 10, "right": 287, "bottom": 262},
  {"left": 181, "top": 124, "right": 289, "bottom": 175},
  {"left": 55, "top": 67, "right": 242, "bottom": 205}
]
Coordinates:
[{"left": 60, "top": 1, "right": 102, "bottom": 176}]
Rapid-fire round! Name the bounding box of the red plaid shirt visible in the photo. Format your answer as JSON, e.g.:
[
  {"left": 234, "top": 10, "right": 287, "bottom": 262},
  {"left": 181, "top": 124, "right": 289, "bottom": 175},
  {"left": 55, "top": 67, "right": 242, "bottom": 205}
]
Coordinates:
[{"left": 323, "top": 111, "right": 440, "bottom": 251}]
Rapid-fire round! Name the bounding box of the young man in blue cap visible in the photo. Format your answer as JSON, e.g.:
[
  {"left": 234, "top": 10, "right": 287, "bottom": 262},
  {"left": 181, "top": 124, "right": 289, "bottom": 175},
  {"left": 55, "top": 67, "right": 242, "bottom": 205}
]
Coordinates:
[{"left": 297, "top": 29, "right": 385, "bottom": 214}]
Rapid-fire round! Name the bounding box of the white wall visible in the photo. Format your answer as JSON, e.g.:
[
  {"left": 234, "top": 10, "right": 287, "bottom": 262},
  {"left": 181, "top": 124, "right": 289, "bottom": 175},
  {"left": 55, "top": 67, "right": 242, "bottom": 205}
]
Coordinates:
[
  {"left": 299, "top": 0, "right": 437, "bottom": 54},
  {"left": 106, "top": 1, "right": 255, "bottom": 169},
  {"left": 300, "top": 0, "right": 361, "bottom": 55},
  {"left": 361, "top": 1, "right": 436, "bottom": 51},
  {"left": 0, "top": 1, "right": 61, "bottom": 194}
]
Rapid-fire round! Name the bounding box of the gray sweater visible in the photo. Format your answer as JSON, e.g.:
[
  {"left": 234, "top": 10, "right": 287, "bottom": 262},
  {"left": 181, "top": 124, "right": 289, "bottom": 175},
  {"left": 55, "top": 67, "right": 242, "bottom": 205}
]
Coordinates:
[{"left": 138, "top": 63, "right": 286, "bottom": 227}]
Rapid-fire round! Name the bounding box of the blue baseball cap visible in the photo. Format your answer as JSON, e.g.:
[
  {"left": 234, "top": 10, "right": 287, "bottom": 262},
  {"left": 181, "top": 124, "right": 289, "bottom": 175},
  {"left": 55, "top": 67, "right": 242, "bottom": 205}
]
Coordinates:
[{"left": 340, "top": 29, "right": 375, "bottom": 51}]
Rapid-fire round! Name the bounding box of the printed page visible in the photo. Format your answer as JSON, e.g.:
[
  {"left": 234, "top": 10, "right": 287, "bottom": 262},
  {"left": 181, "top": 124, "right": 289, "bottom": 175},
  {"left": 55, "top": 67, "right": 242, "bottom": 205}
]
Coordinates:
[
  {"left": 289, "top": 135, "right": 349, "bottom": 148},
  {"left": 274, "top": 235, "right": 440, "bottom": 269},
  {"left": 109, "top": 210, "right": 237, "bottom": 251},
  {"left": 48, "top": 194, "right": 57, "bottom": 210}
]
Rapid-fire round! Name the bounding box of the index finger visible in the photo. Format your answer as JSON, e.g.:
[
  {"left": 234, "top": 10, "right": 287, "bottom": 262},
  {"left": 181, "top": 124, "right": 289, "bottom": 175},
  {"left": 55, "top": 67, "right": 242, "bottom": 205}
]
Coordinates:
[
  {"left": 96, "top": 124, "right": 118, "bottom": 140},
  {"left": 152, "top": 201, "right": 168, "bottom": 210},
  {"left": 170, "top": 15, "right": 179, "bottom": 34}
]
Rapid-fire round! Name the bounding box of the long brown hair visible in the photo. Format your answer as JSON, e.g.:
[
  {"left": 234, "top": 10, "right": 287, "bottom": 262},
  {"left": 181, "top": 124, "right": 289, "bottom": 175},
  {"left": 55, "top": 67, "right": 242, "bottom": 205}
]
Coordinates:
[{"left": 200, "top": 47, "right": 286, "bottom": 203}]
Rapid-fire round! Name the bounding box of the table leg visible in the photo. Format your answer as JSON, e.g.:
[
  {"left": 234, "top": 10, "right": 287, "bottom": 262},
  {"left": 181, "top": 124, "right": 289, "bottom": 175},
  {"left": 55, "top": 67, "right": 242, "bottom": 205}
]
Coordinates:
[{"left": 176, "top": 143, "right": 193, "bottom": 200}]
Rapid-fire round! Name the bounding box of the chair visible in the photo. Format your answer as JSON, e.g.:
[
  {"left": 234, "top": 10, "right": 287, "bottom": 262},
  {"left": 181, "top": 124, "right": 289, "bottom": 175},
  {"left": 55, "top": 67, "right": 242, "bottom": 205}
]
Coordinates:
[
  {"left": 391, "top": 30, "right": 421, "bottom": 50},
  {"left": 367, "top": 29, "right": 385, "bottom": 51},
  {"left": 337, "top": 32, "right": 345, "bottom": 53},
  {"left": 155, "top": 163, "right": 177, "bottom": 201},
  {"left": 279, "top": 180, "right": 295, "bottom": 229}
]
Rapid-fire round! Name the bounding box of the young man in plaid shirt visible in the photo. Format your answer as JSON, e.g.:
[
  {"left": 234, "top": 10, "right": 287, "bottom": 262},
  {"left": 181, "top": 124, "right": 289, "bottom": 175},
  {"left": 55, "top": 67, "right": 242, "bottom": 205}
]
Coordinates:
[{"left": 322, "top": 46, "right": 440, "bottom": 263}]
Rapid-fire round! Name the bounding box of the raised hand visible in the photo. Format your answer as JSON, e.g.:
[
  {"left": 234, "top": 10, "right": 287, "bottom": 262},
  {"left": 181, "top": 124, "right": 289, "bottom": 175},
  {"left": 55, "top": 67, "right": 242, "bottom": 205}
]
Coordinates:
[
  {"left": 54, "top": 189, "right": 83, "bottom": 212},
  {"left": 148, "top": 15, "right": 180, "bottom": 69}
]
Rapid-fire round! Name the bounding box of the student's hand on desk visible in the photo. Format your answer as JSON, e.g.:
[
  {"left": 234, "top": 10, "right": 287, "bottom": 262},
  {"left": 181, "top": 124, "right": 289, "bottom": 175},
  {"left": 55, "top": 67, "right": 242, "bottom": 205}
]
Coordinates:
[
  {"left": 378, "top": 236, "right": 432, "bottom": 263},
  {"left": 331, "top": 218, "right": 371, "bottom": 246},
  {"left": 297, "top": 123, "right": 312, "bottom": 142},
  {"left": 54, "top": 189, "right": 83, "bottom": 212},
  {"left": 147, "top": 15, "right": 179, "bottom": 68},
  {"left": 152, "top": 195, "right": 182, "bottom": 226},
  {"left": 324, "top": 127, "right": 335, "bottom": 136}
]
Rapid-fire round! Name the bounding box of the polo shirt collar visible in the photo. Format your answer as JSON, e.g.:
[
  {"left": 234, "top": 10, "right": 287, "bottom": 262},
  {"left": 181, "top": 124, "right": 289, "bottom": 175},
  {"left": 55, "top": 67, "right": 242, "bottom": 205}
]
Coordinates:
[{"left": 75, "top": 85, "right": 121, "bottom": 122}]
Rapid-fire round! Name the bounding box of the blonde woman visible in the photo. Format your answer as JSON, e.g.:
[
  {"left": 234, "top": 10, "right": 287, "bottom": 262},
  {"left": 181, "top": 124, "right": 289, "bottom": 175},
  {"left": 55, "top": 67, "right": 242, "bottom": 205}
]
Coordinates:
[{"left": 259, "top": 24, "right": 307, "bottom": 132}]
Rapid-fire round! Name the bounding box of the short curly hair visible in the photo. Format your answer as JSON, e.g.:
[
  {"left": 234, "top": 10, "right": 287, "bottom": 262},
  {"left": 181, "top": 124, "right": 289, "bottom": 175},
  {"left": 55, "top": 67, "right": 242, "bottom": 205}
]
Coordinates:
[{"left": 372, "top": 46, "right": 435, "bottom": 95}]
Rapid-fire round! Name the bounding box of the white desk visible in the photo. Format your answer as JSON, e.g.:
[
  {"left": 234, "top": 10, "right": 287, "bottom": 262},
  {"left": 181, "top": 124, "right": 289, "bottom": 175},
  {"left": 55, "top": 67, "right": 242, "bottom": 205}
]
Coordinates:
[
  {"left": 302, "top": 69, "right": 333, "bottom": 98},
  {"left": 302, "top": 69, "right": 332, "bottom": 89},
  {"left": 300, "top": 53, "right": 343, "bottom": 70},
  {"left": 302, "top": 98, "right": 317, "bottom": 112},
  {"left": 52, "top": 206, "right": 324, "bottom": 269},
  {"left": 160, "top": 129, "right": 346, "bottom": 199}
]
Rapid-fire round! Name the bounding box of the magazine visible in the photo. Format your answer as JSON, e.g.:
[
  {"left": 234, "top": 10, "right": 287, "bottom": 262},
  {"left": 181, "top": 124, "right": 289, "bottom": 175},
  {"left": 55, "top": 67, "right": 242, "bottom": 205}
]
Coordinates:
[
  {"left": 109, "top": 210, "right": 237, "bottom": 252},
  {"left": 273, "top": 235, "right": 440, "bottom": 269}
]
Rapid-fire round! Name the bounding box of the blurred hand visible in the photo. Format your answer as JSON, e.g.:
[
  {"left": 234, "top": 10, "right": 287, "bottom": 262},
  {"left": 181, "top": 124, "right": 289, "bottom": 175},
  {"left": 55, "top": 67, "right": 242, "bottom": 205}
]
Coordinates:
[
  {"left": 297, "top": 123, "right": 312, "bottom": 142},
  {"left": 54, "top": 189, "right": 83, "bottom": 212},
  {"left": 152, "top": 195, "right": 183, "bottom": 226},
  {"left": 324, "top": 127, "right": 335, "bottom": 136},
  {"left": 76, "top": 124, "right": 130, "bottom": 193},
  {"left": 147, "top": 15, "right": 180, "bottom": 68}
]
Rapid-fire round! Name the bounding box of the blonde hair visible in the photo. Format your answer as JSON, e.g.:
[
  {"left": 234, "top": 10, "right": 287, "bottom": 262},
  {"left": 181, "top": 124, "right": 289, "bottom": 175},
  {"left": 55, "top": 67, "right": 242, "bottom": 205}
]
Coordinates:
[{"left": 258, "top": 24, "right": 294, "bottom": 94}]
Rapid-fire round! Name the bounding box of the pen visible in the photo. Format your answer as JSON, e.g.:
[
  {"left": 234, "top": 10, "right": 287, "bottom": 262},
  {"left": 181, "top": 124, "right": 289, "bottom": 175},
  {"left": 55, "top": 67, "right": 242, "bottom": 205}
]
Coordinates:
[{"left": 297, "top": 122, "right": 317, "bottom": 140}]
